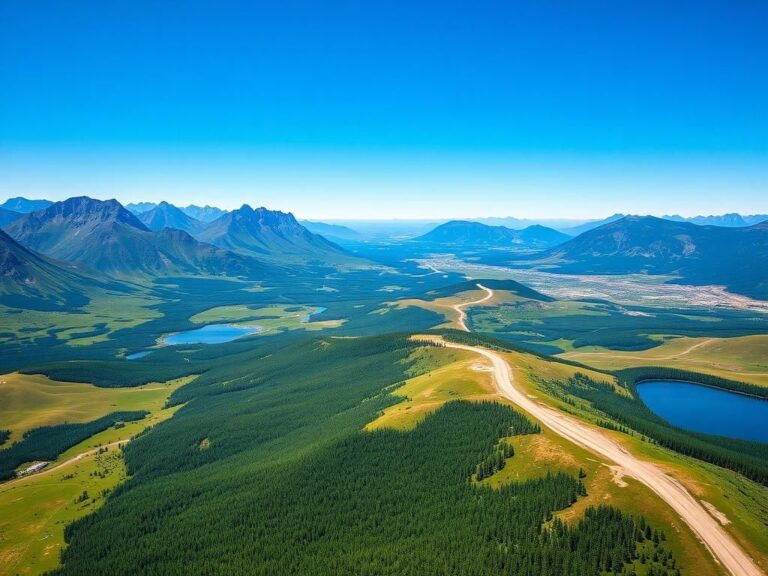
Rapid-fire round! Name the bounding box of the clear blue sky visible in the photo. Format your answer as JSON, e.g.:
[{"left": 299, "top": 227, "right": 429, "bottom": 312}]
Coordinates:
[{"left": 1, "top": 0, "right": 766, "bottom": 218}]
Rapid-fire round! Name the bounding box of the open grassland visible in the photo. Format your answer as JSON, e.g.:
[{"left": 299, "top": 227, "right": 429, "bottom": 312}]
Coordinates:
[
  {"left": 0, "top": 290, "right": 162, "bottom": 348},
  {"left": 371, "top": 342, "right": 733, "bottom": 575},
  {"left": 0, "top": 376, "right": 190, "bottom": 576},
  {"left": 561, "top": 334, "right": 768, "bottom": 387},
  {"left": 188, "top": 303, "right": 344, "bottom": 333},
  {"left": 0, "top": 373, "right": 182, "bottom": 443}
]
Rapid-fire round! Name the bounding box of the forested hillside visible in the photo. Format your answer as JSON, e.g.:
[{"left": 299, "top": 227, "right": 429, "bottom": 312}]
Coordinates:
[{"left": 54, "top": 336, "right": 677, "bottom": 576}]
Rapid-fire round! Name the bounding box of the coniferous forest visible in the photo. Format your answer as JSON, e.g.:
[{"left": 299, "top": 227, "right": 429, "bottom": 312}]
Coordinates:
[{"left": 52, "top": 336, "right": 678, "bottom": 576}]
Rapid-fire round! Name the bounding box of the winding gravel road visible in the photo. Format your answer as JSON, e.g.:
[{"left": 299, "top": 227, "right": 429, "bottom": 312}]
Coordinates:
[
  {"left": 453, "top": 283, "right": 493, "bottom": 331},
  {"left": 440, "top": 284, "right": 763, "bottom": 576}
]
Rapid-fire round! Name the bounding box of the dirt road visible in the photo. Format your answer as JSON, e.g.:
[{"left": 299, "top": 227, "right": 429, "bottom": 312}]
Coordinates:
[
  {"left": 453, "top": 283, "right": 493, "bottom": 331},
  {"left": 438, "top": 285, "right": 763, "bottom": 576}
]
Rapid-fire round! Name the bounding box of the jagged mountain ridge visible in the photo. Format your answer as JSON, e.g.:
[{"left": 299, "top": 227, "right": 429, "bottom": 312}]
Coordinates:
[
  {"left": 138, "top": 201, "right": 206, "bottom": 234},
  {"left": 195, "top": 204, "right": 355, "bottom": 264},
  {"left": 4, "top": 197, "right": 261, "bottom": 278}
]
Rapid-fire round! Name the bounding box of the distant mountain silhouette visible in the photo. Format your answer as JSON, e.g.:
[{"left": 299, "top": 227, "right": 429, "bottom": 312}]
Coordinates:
[
  {"left": 126, "top": 202, "right": 229, "bottom": 223},
  {"left": 663, "top": 213, "right": 768, "bottom": 227},
  {"left": 138, "top": 201, "right": 206, "bottom": 234},
  {"left": 416, "top": 220, "right": 570, "bottom": 250},
  {"left": 180, "top": 205, "right": 229, "bottom": 222},
  {"left": 5, "top": 197, "right": 259, "bottom": 278},
  {"left": 560, "top": 213, "right": 768, "bottom": 236},
  {"left": 559, "top": 214, "right": 627, "bottom": 236},
  {"left": 0, "top": 208, "right": 22, "bottom": 227},
  {"left": 300, "top": 221, "right": 362, "bottom": 241},
  {"left": 195, "top": 205, "right": 356, "bottom": 264},
  {"left": 0, "top": 197, "right": 54, "bottom": 213},
  {"left": 536, "top": 215, "right": 768, "bottom": 298},
  {"left": 125, "top": 202, "right": 158, "bottom": 214}
]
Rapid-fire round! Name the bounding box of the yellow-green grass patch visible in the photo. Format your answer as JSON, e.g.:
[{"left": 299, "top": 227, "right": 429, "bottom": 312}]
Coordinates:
[
  {"left": 560, "top": 334, "right": 768, "bottom": 386},
  {"left": 0, "top": 376, "right": 190, "bottom": 575},
  {"left": 0, "top": 373, "right": 186, "bottom": 443},
  {"left": 366, "top": 347, "right": 499, "bottom": 431}
]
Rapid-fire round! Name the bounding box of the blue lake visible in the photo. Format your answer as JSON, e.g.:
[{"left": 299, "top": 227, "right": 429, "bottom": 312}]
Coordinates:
[
  {"left": 126, "top": 351, "right": 152, "bottom": 360},
  {"left": 163, "top": 324, "right": 263, "bottom": 346},
  {"left": 637, "top": 380, "right": 768, "bottom": 443}
]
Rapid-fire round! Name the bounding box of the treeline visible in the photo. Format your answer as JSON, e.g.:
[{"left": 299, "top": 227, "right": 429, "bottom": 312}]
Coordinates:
[
  {"left": 475, "top": 440, "right": 516, "bottom": 481},
  {"left": 617, "top": 366, "right": 768, "bottom": 400},
  {"left": 0, "top": 410, "right": 147, "bottom": 480},
  {"left": 0, "top": 429, "right": 9, "bottom": 447},
  {"left": 562, "top": 373, "right": 768, "bottom": 485},
  {"left": 57, "top": 401, "right": 676, "bottom": 576}
]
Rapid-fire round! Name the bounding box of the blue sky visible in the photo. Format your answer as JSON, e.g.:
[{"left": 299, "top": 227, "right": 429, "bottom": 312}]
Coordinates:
[{"left": 1, "top": 0, "right": 767, "bottom": 218}]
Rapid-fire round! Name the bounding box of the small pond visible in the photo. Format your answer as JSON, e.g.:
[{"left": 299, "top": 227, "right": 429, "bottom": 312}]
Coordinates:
[
  {"left": 163, "top": 324, "right": 263, "bottom": 346},
  {"left": 637, "top": 380, "right": 768, "bottom": 443},
  {"left": 125, "top": 351, "right": 153, "bottom": 360}
]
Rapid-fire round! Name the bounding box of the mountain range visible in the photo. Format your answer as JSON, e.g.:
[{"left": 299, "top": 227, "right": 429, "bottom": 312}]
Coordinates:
[
  {"left": 3, "top": 197, "right": 260, "bottom": 278},
  {"left": 138, "top": 201, "right": 206, "bottom": 234},
  {"left": 416, "top": 220, "right": 570, "bottom": 250},
  {"left": 1, "top": 196, "right": 360, "bottom": 279},
  {"left": 560, "top": 213, "right": 768, "bottom": 236},
  {"left": 535, "top": 215, "right": 768, "bottom": 298},
  {"left": 196, "top": 205, "right": 354, "bottom": 264},
  {"left": 126, "top": 202, "right": 228, "bottom": 222},
  {"left": 300, "top": 221, "right": 362, "bottom": 242}
]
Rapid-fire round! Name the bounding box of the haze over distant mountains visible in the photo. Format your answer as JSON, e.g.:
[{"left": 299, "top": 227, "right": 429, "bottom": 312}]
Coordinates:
[
  {"left": 417, "top": 220, "right": 570, "bottom": 250},
  {"left": 2, "top": 196, "right": 767, "bottom": 297},
  {"left": 138, "top": 201, "right": 206, "bottom": 234},
  {"left": 560, "top": 213, "right": 768, "bottom": 236},
  {"left": 300, "top": 221, "right": 362, "bottom": 242},
  {"left": 534, "top": 215, "right": 768, "bottom": 298},
  {"left": 0, "top": 197, "right": 54, "bottom": 214},
  {"left": 5, "top": 197, "right": 766, "bottom": 236},
  {"left": 126, "top": 202, "right": 228, "bottom": 223}
]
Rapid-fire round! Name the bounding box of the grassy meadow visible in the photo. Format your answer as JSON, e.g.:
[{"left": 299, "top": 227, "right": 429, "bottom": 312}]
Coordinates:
[
  {"left": 561, "top": 334, "right": 768, "bottom": 386},
  {"left": 0, "top": 376, "right": 190, "bottom": 575}
]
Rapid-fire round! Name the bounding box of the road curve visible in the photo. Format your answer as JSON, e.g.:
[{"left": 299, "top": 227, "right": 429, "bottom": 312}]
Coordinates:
[
  {"left": 439, "top": 284, "right": 763, "bottom": 576},
  {"left": 453, "top": 283, "right": 494, "bottom": 331}
]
